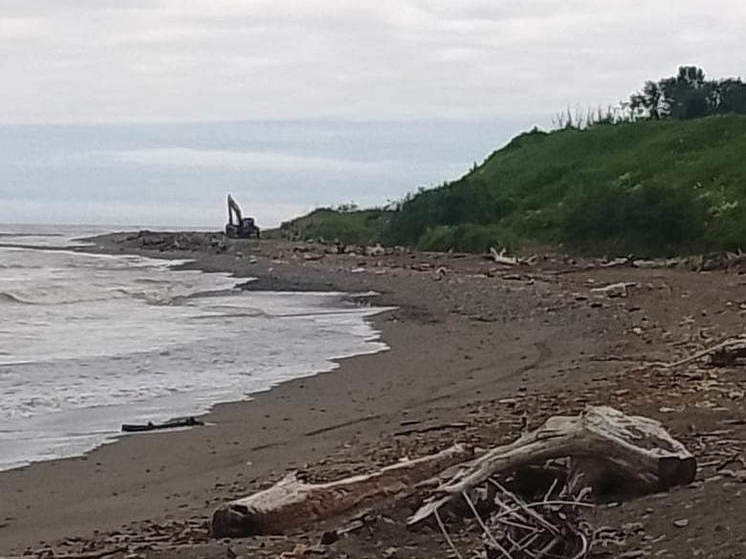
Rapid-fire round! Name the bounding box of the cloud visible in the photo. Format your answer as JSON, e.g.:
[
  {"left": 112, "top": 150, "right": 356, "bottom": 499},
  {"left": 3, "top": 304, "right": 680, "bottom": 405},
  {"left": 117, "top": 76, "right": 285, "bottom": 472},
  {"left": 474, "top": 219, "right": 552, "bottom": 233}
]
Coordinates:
[{"left": 1, "top": 1, "right": 744, "bottom": 123}]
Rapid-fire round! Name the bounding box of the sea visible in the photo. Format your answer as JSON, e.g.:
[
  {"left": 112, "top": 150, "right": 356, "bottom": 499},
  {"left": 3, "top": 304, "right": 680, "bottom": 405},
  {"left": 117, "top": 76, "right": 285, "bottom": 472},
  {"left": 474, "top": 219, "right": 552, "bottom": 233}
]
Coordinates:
[{"left": 0, "top": 224, "right": 388, "bottom": 471}]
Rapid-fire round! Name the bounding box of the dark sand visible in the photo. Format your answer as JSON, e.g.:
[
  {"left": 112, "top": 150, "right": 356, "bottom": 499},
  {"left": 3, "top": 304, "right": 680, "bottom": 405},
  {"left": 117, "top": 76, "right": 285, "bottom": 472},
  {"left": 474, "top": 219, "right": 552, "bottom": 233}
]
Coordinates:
[{"left": 2, "top": 233, "right": 746, "bottom": 557}]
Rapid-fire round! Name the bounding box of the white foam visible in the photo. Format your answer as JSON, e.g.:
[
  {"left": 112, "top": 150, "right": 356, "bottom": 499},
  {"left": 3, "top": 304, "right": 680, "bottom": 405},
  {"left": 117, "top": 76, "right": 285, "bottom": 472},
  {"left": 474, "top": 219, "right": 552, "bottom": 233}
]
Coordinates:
[{"left": 0, "top": 233, "right": 390, "bottom": 470}]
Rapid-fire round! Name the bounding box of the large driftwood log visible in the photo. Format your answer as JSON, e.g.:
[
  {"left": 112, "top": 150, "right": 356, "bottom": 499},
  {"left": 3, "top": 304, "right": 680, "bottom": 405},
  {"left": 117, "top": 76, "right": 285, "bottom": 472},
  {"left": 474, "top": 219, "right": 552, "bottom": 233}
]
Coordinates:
[
  {"left": 212, "top": 407, "right": 695, "bottom": 539},
  {"left": 409, "top": 406, "right": 695, "bottom": 524},
  {"left": 212, "top": 443, "right": 472, "bottom": 538}
]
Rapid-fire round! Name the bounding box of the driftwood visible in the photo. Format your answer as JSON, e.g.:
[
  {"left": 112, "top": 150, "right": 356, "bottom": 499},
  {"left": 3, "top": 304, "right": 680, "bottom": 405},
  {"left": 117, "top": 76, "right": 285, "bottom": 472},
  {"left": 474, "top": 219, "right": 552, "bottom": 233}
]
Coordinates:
[
  {"left": 409, "top": 406, "right": 695, "bottom": 525},
  {"left": 212, "top": 407, "right": 694, "bottom": 541},
  {"left": 600, "top": 256, "right": 632, "bottom": 268},
  {"left": 480, "top": 471, "right": 593, "bottom": 559},
  {"left": 589, "top": 282, "right": 636, "bottom": 298},
  {"left": 488, "top": 247, "right": 518, "bottom": 266},
  {"left": 212, "top": 444, "right": 472, "bottom": 537},
  {"left": 665, "top": 336, "right": 746, "bottom": 369},
  {"left": 121, "top": 416, "right": 203, "bottom": 433},
  {"left": 15, "top": 547, "right": 130, "bottom": 559}
]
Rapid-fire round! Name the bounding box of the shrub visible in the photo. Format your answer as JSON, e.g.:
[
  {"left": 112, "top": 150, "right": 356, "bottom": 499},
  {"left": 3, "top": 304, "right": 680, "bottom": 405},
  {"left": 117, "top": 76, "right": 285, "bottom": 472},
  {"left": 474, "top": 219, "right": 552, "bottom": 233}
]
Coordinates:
[{"left": 561, "top": 174, "right": 708, "bottom": 254}]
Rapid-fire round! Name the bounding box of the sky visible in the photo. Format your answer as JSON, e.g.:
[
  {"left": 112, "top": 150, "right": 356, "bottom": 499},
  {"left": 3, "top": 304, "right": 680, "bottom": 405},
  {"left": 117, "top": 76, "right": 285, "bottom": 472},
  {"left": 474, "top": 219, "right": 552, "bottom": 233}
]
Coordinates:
[{"left": 1, "top": 0, "right": 744, "bottom": 226}]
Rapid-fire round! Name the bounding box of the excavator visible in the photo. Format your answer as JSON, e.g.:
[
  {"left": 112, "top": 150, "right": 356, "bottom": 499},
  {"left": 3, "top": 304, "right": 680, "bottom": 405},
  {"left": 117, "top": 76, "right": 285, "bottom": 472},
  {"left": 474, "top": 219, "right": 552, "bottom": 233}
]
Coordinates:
[{"left": 225, "top": 194, "right": 260, "bottom": 239}]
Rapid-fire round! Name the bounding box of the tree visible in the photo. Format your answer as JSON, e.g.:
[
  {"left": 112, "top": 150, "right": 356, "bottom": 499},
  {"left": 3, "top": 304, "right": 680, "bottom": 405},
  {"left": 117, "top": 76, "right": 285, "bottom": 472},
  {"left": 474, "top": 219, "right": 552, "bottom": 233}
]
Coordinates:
[
  {"left": 712, "top": 78, "right": 746, "bottom": 115},
  {"left": 628, "top": 66, "right": 746, "bottom": 121},
  {"left": 630, "top": 80, "right": 663, "bottom": 119},
  {"left": 658, "top": 66, "right": 710, "bottom": 120}
]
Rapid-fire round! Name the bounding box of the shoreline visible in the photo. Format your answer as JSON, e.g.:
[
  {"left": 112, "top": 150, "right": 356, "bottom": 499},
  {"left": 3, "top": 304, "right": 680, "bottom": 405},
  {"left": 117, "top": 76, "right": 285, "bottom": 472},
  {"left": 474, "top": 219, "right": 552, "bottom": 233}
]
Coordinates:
[
  {"left": 0, "top": 306, "right": 393, "bottom": 474},
  {"left": 0, "top": 234, "right": 443, "bottom": 552},
  {"left": 3, "top": 232, "right": 746, "bottom": 557},
  {"left": 0, "top": 239, "right": 393, "bottom": 473}
]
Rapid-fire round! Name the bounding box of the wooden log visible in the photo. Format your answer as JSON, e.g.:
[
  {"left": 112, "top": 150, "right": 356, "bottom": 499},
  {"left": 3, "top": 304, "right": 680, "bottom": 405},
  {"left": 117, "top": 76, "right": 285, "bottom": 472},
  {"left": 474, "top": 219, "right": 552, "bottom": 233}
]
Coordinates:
[
  {"left": 212, "top": 443, "right": 473, "bottom": 538},
  {"left": 589, "top": 282, "right": 636, "bottom": 298},
  {"left": 488, "top": 247, "right": 518, "bottom": 266},
  {"left": 665, "top": 336, "right": 746, "bottom": 369},
  {"left": 409, "top": 406, "right": 695, "bottom": 525}
]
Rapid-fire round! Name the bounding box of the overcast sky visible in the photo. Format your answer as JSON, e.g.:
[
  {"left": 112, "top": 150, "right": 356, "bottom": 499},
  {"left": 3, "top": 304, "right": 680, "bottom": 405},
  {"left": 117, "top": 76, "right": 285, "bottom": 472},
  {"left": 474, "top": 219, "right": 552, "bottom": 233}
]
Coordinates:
[{"left": 2, "top": 0, "right": 744, "bottom": 123}]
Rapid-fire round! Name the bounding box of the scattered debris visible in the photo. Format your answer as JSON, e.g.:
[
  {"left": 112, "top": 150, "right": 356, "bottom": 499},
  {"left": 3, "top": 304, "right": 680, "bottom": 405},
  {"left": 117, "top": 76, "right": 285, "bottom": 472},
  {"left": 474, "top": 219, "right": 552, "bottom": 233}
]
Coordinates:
[
  {"left": 37, "top": 546, "right": 129, "bottom": 559},
  {"left": 480, "top": 471, "right": 592, "bottom": 559}
]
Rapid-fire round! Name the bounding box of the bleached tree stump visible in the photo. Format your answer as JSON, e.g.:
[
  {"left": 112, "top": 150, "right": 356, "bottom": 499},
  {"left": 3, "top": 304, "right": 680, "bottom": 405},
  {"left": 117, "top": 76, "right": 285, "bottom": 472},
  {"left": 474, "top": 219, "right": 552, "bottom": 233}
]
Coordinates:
[
  {"left": 212, "top": 444, "right": 472, "bottom": 537},
  {"left": 409, "top": 406, "right": 695, "bottom": 524}
]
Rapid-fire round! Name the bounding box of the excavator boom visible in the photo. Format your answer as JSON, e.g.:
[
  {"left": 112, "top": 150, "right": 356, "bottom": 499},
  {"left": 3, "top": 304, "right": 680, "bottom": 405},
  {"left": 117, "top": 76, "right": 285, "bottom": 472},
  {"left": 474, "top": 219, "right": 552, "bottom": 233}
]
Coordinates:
[
  {"left": 225, "top": 194, "right": 260, "bottom": 239},
  {"left": 227, "top": 194, "right": 243, "bottom": 225}
]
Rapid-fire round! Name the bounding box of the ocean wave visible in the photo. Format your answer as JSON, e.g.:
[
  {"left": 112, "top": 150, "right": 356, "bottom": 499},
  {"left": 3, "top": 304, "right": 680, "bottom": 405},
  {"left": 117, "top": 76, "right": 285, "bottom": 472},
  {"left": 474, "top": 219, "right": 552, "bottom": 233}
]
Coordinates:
[
  {"left": 0, "top": 290, "right": 118, "bottom": 306},
  {"left": 114, "top": 286, "right": 239, "bottom": 306},
  {"left": 0, "top": 287, "right": 238, "bottom": 307},
  {"left": 0, "top": 292, "right": 36, "bottom": 305}
]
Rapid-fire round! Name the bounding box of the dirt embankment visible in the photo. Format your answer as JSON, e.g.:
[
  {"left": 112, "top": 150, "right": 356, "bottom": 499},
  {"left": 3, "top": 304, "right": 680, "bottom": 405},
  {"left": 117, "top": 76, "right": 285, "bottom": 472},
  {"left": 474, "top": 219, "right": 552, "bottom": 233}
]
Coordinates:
[{"left": 2, "top": 231, "right": 746, "bottom": 558}]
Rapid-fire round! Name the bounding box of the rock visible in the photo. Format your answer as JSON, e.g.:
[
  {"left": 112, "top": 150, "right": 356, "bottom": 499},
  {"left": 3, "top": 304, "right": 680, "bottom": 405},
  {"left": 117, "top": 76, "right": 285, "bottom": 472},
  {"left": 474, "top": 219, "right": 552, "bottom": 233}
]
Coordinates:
[
  {"left": 673, "top": 519, "right": 689, "bottom": 528},
  {"left": 432, "top": 267, "right": 447, "bottom": 280},
  {"left": 365, "top": 244, "right": 385, "bottom": 257},
  {"left": 621, "top": 521, "right": 644, "bottom": 532},
  {"left": 319, "top": 530, "right": 339, "bottom": 545}
]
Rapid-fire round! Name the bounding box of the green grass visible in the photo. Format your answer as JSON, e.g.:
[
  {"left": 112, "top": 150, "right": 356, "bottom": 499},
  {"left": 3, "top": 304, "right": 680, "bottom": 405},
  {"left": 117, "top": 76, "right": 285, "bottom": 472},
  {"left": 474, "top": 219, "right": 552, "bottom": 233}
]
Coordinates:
[
  {"left": 388, "top": 115, "right": 746, "bottom": 255},
  {"left": 275, "top": 116, "right": 746, "bottom": 255},
  {"left": 270, "top": 207, "right": 391, "bottom": 245}
]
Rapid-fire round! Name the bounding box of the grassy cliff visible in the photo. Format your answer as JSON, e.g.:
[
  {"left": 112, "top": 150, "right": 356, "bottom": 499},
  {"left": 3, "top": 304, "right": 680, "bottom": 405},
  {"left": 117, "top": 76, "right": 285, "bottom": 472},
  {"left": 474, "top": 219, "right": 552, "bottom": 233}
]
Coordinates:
[{"left": 277, "top": 115, "right": 746, "bottom": 255}]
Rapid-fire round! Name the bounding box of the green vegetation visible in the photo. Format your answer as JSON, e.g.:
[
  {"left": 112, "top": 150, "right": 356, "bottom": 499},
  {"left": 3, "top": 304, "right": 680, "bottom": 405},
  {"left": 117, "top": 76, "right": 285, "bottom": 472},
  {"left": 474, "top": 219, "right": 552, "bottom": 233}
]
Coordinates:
[
  {"left": 279, "top": 115, "right": 746, "bottom": 256},
  {"left": 393, "top": 115, "right": 746, "bottom": 255},
  {"left": 272, "top": 206, "right": 391, "bottom": 245},
  {"left": 276, "top": 68, "right": 746, "bottom": 256}
]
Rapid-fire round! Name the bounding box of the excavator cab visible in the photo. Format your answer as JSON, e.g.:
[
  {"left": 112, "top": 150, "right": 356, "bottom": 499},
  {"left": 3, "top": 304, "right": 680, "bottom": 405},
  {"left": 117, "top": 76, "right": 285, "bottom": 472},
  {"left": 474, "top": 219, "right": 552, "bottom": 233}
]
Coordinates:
[{"left": 225, "top": 194, "right": 260, "bottom": 239}]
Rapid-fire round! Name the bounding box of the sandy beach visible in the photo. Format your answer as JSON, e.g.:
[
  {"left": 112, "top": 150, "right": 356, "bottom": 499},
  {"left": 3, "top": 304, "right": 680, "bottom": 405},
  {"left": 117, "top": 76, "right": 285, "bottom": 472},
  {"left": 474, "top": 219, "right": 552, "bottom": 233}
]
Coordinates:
[{"left": 2, "top": 232, "right": 746, "bottom": 558}]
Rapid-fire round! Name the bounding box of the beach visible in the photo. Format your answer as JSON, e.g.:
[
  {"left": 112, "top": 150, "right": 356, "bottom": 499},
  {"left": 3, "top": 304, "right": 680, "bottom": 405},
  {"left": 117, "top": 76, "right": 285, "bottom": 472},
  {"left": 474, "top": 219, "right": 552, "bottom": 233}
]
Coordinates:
[{"left": 2, "top": 232, "right": 746, "bottom": 557}]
